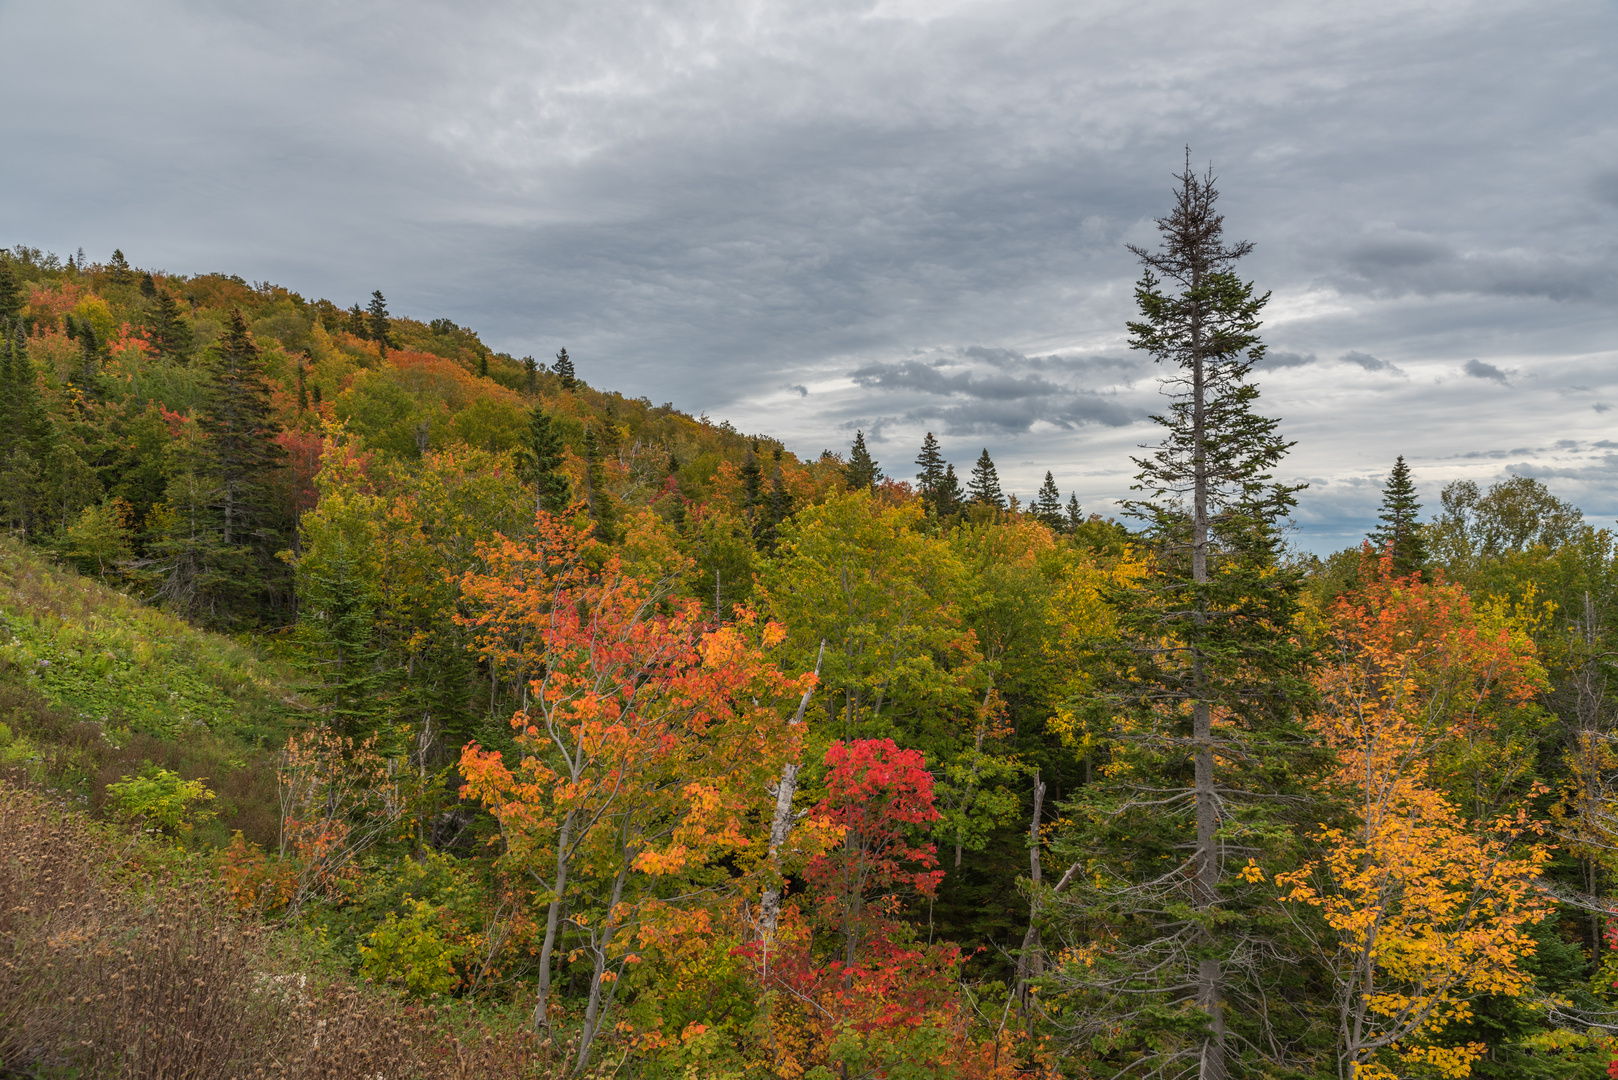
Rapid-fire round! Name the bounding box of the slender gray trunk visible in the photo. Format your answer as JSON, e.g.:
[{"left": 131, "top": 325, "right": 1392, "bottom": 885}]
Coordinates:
[
  {"left": 759, "top": 643, "right": 825, "bottom": 970},
  {"left": 530, "top": 807, "right": 575, "bottom": 1031},
  {"left": 574, "top": 864, "right": 630, "bottom": 1074},
  {"left": 1015, "top": 771, "right": 1046, "bottom": 1009},
  {"left": 1190, "top": 280, "right": 1225, "bottom": 1080}
]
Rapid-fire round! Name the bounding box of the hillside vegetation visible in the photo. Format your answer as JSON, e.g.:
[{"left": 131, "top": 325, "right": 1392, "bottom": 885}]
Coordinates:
[{"left": 2, "top": 178, "right": 1618, "bottom": 1080}]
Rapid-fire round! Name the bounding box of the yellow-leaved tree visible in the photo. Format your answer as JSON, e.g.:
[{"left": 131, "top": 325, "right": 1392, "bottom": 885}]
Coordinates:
[{"left": 1273, "top": 552, "right": 1551, "bottom": 1079}]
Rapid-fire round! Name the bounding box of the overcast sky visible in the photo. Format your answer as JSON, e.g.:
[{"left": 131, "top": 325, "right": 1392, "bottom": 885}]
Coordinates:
[{"left": 3, "top": 0, "right": 1614, "bottom": 550}]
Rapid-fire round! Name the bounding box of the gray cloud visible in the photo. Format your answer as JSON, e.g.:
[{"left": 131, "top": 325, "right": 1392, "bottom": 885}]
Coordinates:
[
  {"left": 1257, "top": 350, "right": 1319, "bottom": 369},
  {"left": 1464, "top": 359, "right": 1510, "bottom": 384},
  {"left": 1339, "top": 351, "right": 1403, "bottom": 375},
  {"left": 1, "top": 0, "right": 1614, "bottom": 551}
]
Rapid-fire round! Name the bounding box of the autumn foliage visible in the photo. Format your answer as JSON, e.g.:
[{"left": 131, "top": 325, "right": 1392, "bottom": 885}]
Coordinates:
[{"left": 1274, "top": 551, "right": 1553, "bottom": 1079}]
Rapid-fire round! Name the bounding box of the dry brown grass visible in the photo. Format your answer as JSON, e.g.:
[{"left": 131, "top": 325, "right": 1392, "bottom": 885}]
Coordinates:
[{"left": 0, "top": 781, "right": 571, "bottom": 1080}]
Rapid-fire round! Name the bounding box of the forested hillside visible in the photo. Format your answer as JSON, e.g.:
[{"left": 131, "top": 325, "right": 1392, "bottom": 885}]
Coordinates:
[{"left": 2, "top": 170, "right": 1617, "bottom": 1080}]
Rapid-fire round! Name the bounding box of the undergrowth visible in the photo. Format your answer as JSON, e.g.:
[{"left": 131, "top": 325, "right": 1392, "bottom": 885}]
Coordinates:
[{"left": 0, "top": 781, "right": 583, "bottom": 1079}]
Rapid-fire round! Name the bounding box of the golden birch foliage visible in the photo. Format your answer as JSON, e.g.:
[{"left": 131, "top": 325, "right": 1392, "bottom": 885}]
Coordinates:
[{"left": 1273, "top": 553, "right": 1552, "bottom": 1079}]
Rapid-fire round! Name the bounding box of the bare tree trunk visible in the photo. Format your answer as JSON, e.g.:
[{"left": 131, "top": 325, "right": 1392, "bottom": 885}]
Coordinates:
[
  {"left": 759, "top": 642, "right": 826, "bottom": 963},
  {"left": 1015, "top": 771, "right": 1046, "bottom": 1009},
  {"left": 1190, "top": 262, "right": 1226, "bottom": 1080},
  {"left": 530, "top": 808, "right": 575, "bottom": 1032},
  {"left": 575, "top": 863, "right": 630, "bottom": 1075}
]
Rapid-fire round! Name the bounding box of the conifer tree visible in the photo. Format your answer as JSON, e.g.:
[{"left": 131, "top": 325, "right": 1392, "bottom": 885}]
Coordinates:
[
  {"left": 478, "top": 352, "right": 489, "bottom": 378},
  {"left": 527, "top": 406, "right": 572, "bottom": 515},
  {"left": 298, "top": 539, "right": 388, "bottom": 737},
  {"left": 366, "top": 291, "right": 392, "bottom": 357},
  {"left": 346, "top": 303, "right": 368, "bottom": 338},
  {"left": 581, "top": 425, "right": 616, "bottom": 543},
  {"left": 967, "top": 448, "right": 1004, "bottom": 509},
  {"left": 1048, "top": 158, "right": 1316, "bottom": 1079},
  {"left": 936, "top": 463, "right": 964, "bottom": 516},
  {"left": 739, "top": 442, "right": 765, "bottom": 542},
  {"left": 0, "top": 329, "right": 53, "bottom": 535},
  {"left": 0, "top": 260, "right": 21, "bottom": 330},
  {"left": 767, "top": 448, "right": 792, "bottom": 549},
  {"left": 522, "top": 355, "right": 538, "bottom": 392},
  {"left": 1368, "top": 455, "right": 1427, "bottom": 575},
  {"left": 296, "top": 361, "right": 309, "bottom": 412},
  {"left": 1065, "top": 493, "right": 1083, "bottom": 533},
  {"left": 845, "top": 430, "right": 881, "bottom": 489},
  {"left": 108, "top": 249, "right": 132, "bottom": 283},
  {"left": 554, "top": 348, "right": 576, "bottom": 391},
  {"left": 65, "top": 314, "right": 105, "bottom": 396},
  {"left": 158, "top": 309, "right": 288, "bottom": 623},
  {"left": 139, "top": 272, "right": 158, "bottom": 300},
  {"left": 915, "top": 432, "right": 946, "bottom": 510},
  {"left": 145, "top": 289, "right": 193, "bottom": 364},
  {"left": 1034, "top": 471, "right": 1063, "bottom": 528}
]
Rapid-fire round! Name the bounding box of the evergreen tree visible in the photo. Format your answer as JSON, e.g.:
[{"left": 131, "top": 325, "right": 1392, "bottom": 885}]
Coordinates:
[
  {"left": 554, "top": 348, "right": 576, "bottom": 391},
  {"left": 298, "top": 538, "right": 388, "bottom": 737},
  {"left": 581, "top": 425, "right": 616, "bottom": 543},
  {"left": 740, "top": 442, "right": 765, "bottom": 539},
  {"left": 139, "top": 272, "right": 158, "bottom": 300},
  {"left": 844, "top": 430, "right": 881, "bottom": 489},
  {"left": 108, "top": 249, "right": 132, "bottom": 283},
  {"left": 915, "top": 432, "right": 946, "bottom": 511},
  {"left": 64, "top": 314, "right": 105, "bottom": 396},
  {"left": 478, "top": 352, "right": 489, "bottom": 378},
  {"left": 967, "top": 448, "right": 1004, "bottom": 509},
  {"left": 158, "top": 309, "right": 288, "bottom": 624},
  {"left": 1034, "top": 471, "right": 1063, "bottom": 528},
  {"left": 527, "top": 406, "right": 572, "bottom": 515},
  {"left": 296, "top": 361, "right": 309, "bottom": 412},
  {"left": 366, "top": 291, "right": 392, "bottom": 357},
  {"left": 766, "top": 448, "right": 792, "bottom": 549},
  {"left": 1065, "top": 493, "right": 1083, "bottom": 533},
  {"left": 935, "top": 463, "right": 964, "bottom": 516},
  {"left": 522, "top": 354, "right": 538, "bottom": 393},
  {"left": 1368, "top": 455, "right": 1427, "bottom": 575},
  {"left": 346, "top": 303, "right": 368, "bottom": 338},
  {"left": 0, "top": 329, "right": 54, "bottom": 535},
  {"left": 1048, "top": 158, "right": 1318, "bottom": 1079},
  {"left": 0, "top": 259, "right": 21, "bottom": 330},
  {"left": 145, "top": 289, "right": 193, "bottom": 364}
]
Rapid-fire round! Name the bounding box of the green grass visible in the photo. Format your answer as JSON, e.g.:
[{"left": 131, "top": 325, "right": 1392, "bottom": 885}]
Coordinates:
[{"left": 0, "top": 536, "right": 312, "bottom": 846}]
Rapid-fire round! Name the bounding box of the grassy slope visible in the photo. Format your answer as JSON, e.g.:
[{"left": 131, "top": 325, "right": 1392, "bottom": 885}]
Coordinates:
[{"left": 0, "top": 536, "right": 309, "bottom": 846}]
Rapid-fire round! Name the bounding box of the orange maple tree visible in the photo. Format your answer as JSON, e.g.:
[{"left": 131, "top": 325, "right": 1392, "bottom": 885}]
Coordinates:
[
  {"left": 1270, "top": 551, "right": 1551, "bottom": 1079},
  {"left": 456, "top": 509, "right": 809, "bottom": 1073}
]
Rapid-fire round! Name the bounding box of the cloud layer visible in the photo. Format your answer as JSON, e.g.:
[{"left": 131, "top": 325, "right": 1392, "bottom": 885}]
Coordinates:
[{"left": 2, "top": 0, "right": 1614, "bottom": 549}]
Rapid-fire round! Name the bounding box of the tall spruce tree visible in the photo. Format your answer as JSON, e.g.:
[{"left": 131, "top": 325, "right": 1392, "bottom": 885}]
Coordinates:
[
  {"left": 527, "top": 406, "right": 572, "bottom": 515},
  {"left": 146, "top": 288, "right": 193, "bottom": 364},
  {"left": 0, "top": 259, "right": 22, "bottom": 330},
  {"left": 554, "top": 348, "right": 576, "bottom": 390},
  {"left": 845, "top": 431, "right": 881, "bottom": 489},
  {"left": 298, "top": 537, "right": 388, "bottom": 737},
  {"left": 1045, "top": 159, "right": 1318, "bottom": 1079},
  {"left": 581, "top": 425, "right": 616, "bottom": 543},
  {"left": 0, "top": 329, "right": 53, "bottom": 535},
  {"left": 1034, "top": 471, "right": 1063, "bottom": 528},
  {"left": 936, "top": 463, "right": 964, "bottom": 516},
  {"left": 522, "top": 354, "right": 539, "bottom": 393},
  {"left": 158, "top": 309, "right": 289, "bottom": 624},
  {"left": 967, "top": 448, "right": 1004, "bottom": 509},
  {"left": 1065, "top": 493, "right": 1083, "bottom": 533},
  {"left": 367, "top": 291, "right": 392, "bottom": 357},
  {"left": 1368, "top": 455, "right": 1427, "bottom": 575},
  {"left": 346, "top": 303, "right": 368, "bottom": 338},
  {"left": 762, "top": 448, "right": 792, "bottom": 551},
  {"left": 915, "top": 432, "right": 946, "bottom": 511}
]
